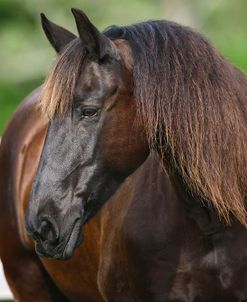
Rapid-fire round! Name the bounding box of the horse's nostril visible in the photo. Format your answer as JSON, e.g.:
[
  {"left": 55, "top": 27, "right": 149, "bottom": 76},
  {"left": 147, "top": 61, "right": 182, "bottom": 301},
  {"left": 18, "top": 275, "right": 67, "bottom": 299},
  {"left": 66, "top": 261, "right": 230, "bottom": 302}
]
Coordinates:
[
  {"left": 37, "top": 216, "right": 59, "bottom": 244},
  {"left": 40, "top": 220, "right": 51, "bottom": 241}
]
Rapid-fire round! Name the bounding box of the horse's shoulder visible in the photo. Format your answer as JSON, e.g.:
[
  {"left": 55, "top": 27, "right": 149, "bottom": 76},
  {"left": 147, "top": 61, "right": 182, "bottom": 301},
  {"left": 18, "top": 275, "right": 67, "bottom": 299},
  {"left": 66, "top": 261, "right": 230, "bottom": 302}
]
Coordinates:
[{"left": 1, "top": 85, "right": 48, "bottom": 249}]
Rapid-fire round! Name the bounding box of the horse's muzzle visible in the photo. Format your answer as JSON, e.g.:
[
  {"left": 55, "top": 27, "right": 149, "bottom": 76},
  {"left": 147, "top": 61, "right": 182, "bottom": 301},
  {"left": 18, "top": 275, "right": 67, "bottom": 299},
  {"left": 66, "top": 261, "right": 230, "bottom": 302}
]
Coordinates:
[{"left": 25, "top": 214, "right": 83, "bottom": 260}]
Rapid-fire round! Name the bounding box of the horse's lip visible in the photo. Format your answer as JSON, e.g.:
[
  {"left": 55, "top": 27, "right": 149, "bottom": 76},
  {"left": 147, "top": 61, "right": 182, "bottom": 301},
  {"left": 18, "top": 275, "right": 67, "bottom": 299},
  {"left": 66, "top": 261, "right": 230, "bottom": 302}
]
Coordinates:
[
  {"left": 61, "top": 218, "right": 82, "bottom": 259},
  {"left": 35, "top": 241, "right": 59, "bottom": 259}
]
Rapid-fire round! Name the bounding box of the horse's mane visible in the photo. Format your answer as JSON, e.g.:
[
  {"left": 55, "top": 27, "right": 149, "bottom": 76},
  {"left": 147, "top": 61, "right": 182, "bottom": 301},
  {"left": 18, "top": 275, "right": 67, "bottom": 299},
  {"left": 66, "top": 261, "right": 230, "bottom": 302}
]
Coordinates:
[{"left": 41, "top": 20, "right": 247, "bottom": 226}]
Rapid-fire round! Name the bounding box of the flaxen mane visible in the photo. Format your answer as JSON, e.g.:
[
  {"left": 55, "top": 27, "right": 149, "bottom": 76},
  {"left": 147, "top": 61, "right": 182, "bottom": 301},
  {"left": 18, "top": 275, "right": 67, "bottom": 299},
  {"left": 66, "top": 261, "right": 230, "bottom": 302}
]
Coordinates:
[{"left": 41, "top": 21, "right": 247, "bottom": 226}]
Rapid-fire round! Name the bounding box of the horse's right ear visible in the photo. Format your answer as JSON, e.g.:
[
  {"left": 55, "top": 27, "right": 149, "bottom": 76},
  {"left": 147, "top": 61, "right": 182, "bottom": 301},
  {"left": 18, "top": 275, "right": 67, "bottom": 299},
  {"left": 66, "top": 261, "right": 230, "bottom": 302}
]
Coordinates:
[
  {"left": 41, "top": 13, "right": 77, "bottom": 53},
  {"left": 71, "top": 8, "right": 119, "bottom": 62}
]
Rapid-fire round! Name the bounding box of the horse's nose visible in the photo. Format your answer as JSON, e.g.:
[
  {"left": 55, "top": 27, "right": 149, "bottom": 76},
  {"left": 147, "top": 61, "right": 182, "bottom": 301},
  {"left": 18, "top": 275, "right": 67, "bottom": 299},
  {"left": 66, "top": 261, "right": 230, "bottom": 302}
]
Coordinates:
[{"left": 34, "top": 216, "right": 59, "bottom": 244}]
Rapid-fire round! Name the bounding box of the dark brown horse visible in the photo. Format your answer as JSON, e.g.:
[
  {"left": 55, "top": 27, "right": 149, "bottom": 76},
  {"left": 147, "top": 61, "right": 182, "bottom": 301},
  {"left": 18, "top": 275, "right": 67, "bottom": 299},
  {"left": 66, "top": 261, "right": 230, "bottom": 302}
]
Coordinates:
[{"left": 0, "top": 8, "right": 247, "bottom": 301}]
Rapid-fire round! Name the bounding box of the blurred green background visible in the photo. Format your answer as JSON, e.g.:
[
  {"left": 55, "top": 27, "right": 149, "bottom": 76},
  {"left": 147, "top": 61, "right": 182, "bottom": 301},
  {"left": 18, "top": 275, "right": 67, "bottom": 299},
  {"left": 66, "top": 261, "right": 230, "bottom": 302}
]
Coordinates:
[{"left": 0, "top": 0, "right": 247, "bottom": 135}]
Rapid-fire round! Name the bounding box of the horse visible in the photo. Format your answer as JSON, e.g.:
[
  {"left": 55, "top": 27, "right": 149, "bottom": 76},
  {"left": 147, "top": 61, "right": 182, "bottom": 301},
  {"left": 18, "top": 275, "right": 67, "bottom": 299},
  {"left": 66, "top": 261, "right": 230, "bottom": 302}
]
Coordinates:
[{"left": 0, "top": 8, "right": 247, "bottom": 302}]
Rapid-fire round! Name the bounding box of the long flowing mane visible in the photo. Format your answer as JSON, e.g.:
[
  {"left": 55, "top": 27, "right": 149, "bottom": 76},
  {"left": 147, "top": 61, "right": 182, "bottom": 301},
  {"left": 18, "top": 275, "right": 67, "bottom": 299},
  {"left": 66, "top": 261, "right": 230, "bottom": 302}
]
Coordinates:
[
  {"left": 106, "top": 21, "right": 247, "bottom": 226},
  {"left": 41, "top": 20, "right": 247, "bottom": 226}
]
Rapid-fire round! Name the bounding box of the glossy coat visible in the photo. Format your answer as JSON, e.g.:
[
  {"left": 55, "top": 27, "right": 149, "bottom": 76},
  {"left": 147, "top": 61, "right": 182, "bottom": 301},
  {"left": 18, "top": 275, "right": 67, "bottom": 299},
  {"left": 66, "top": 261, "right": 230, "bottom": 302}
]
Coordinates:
[{"left": 1, "top": 88, "right": 247, "bottom": 302}]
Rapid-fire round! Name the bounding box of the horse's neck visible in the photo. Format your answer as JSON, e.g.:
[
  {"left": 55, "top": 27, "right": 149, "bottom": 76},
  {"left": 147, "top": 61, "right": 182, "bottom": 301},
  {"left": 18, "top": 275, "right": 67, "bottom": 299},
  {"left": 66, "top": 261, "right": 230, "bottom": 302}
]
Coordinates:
[
  {"left": 146, "top": 152, "right": 226, "bottom": 237},
  {"left": 113, "top": 153, "right": 224, "bottom": 236},
  {"left": 165, "top": 164, "right": 227, "bottom": 237}
]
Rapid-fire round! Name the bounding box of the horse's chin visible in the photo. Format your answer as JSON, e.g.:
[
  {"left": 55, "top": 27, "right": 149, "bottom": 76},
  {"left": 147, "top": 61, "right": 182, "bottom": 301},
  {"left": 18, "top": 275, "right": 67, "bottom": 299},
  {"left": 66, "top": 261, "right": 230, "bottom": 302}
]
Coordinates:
[{"left": 35, "top": 219, "right": 84, "bottom": 260}]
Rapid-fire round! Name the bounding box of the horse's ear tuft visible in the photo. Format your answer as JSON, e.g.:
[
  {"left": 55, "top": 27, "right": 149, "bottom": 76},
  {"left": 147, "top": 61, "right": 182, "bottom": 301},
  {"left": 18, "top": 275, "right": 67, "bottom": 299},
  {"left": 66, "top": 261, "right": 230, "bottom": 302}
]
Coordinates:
[
  {"left": 41, "top": 13, "right": 77, "bottom": 53},
  {"left": 71, "top": 8, "right": 118, "bottom": 62}
]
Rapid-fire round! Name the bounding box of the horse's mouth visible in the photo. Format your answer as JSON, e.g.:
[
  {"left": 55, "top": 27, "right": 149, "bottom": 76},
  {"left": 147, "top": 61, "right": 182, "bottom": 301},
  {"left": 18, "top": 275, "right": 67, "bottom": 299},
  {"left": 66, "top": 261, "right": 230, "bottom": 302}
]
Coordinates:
[
  {"left": 61, "top": 219, "right": 83, "bottom": 259},
  {"left": 35, "top": 219, "right": 83, "bottom": 260}
]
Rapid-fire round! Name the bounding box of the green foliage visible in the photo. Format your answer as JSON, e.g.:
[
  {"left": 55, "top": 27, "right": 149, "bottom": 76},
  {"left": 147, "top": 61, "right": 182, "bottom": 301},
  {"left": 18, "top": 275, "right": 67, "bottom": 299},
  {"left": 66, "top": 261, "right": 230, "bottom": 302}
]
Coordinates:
[
  {"left": 0, "top": 0, "right": 246, "bottom": 134},
  {"left": 0, "top": 79, "right": 41, "bottom": 133},
  {"left": 201, "top": 0, "right": 247, "bottom": 73}
]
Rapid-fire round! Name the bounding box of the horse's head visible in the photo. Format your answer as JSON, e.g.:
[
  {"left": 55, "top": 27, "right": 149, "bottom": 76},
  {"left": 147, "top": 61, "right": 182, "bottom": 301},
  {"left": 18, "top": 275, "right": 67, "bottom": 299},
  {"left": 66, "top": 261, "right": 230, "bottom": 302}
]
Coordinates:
[{"left": 25, "top": 9, "right": 149, "bottom": 259}]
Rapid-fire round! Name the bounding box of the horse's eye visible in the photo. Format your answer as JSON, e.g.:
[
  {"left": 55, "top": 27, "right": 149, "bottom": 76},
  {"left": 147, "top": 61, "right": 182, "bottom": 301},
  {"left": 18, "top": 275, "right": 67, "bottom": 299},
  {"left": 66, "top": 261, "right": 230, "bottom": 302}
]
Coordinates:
[
  {"left": 82, "top": 108, "right": 98, "bottom": 117},
  {"left": 76, "top": 107, "right": 99, "bottom": 119}
]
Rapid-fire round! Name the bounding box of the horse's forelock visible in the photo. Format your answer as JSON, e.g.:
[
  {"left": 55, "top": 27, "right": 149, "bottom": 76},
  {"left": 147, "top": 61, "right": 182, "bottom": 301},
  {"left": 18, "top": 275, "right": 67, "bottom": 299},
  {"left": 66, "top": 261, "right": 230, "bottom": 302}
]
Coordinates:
[{"left": 40, "top": 38, "right": 86, "bottom": 119}]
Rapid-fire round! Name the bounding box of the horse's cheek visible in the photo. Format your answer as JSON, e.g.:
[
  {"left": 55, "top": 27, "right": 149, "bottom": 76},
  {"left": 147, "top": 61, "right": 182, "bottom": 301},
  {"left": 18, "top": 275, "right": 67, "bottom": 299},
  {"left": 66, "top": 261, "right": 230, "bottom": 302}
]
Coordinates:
[{"left": 99, "top": 116, "right": 149, "bottom": 176}]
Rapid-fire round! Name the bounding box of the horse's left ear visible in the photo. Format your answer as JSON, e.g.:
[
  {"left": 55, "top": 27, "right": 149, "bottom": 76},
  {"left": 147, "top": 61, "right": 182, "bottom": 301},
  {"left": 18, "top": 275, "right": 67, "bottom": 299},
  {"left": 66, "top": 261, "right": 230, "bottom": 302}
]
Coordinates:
[
  {"left": 41, "top": 13, "right": 77, "bottom": 53},
  {"left": 71, "top": 8, "right": 119, "bottom": 62}
]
